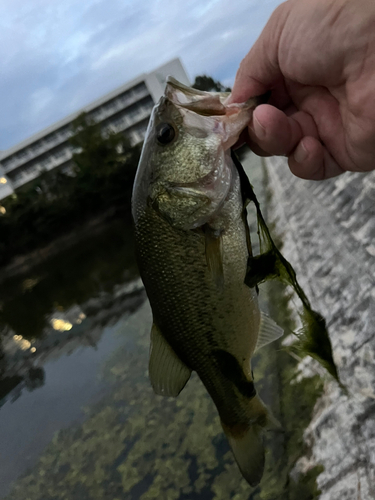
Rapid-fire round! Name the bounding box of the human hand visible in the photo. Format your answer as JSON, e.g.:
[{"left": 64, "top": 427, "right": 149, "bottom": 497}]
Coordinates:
[{"left": 230, "top": 0, "right": 375, "bottom": 180}]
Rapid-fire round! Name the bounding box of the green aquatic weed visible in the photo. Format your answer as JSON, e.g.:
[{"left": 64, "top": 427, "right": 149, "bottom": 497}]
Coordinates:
[{"left": 232, "top": 152, "right": 341, "bottom": 385}]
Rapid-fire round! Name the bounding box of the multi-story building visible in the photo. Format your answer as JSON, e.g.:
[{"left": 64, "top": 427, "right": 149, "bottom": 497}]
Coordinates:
[{"left": 0, "top": 58, "right": 190, "bottom": 201}]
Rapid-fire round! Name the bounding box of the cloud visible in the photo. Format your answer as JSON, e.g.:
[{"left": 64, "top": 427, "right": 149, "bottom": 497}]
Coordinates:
[
  {"left": 28, "top": 87, "right": 55, "bottom": 119},
  {"left": 0, "top": 0, "right": 282, "bottom": 150}
]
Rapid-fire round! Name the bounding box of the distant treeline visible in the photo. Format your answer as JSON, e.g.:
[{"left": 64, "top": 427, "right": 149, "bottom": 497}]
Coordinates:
[{"left": 0, "top": 114, "right": 141, "bottom": 266}]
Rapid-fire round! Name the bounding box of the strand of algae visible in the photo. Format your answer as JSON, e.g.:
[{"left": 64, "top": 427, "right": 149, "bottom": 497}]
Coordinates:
[{"left": 231, "top": 151, "right": 341, "bottom": 386}]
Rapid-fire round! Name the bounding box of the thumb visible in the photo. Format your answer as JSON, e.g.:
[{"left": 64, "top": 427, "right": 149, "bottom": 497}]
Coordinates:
[{"left": 229, "top": 3, "right": 289, "bottom": 103}]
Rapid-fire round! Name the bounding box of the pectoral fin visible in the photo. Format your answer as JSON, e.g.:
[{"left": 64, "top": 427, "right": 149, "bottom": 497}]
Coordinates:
[
  {"left": 149, "top": 323, "right": 191, "bottom": 397},
  {"left": 204, "top": 225, "right": 224, "bottom": 289},
  {"left": 254, "top": 312, "right": 284, "bottom": 352}
]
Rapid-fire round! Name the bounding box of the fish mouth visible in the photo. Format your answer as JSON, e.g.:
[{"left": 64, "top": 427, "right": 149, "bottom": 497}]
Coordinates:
[
  {"left": 165, "top": 76, "right": 269, "bottom": 117},
  {"left": 166, "top": 76, "right": 228, "bottom": 116},
  {"left": 164, "top": 76, "right": 262, "bottom": 152},
  {"left": 166, "top": 76, "right": 228, "bottom": 98}
]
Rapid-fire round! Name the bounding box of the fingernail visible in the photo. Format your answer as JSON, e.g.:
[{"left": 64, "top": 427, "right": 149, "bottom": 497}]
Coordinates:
[
  {"left": 294, "top": 142, "right": 309, "bottom": 163},
  {"left": 253, "top": 115, "right": 266, "bottom": 140}
]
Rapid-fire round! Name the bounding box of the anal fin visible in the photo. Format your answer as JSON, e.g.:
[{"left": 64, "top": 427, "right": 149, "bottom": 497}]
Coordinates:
[
  {"left": 255, "top": 312, "right": 283, "bottom": 352},
  {"left": 149, "top": 323, "right": 191, "bottom": 397}
]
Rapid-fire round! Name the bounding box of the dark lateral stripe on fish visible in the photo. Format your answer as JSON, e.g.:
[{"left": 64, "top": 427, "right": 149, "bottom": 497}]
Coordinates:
[{"left": 212, "top": 349, "right": 256, "bottom": 399}]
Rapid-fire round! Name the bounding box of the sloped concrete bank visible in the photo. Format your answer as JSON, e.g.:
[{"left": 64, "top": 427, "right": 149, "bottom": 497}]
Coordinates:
[{"left": 265, "top": 156, "right": 375, "bottom": 500}]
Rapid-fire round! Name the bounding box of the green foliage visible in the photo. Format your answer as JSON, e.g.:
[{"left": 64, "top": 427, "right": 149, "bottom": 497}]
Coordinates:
[
  {"left": 70, "top": 114, "right": 134, "bottom": 189},
  {"left": 0, "top": 114, "right": 140, "bottom": 267},
  {"left": 192, "top": 75, "right": 231, "bottom": 93}
]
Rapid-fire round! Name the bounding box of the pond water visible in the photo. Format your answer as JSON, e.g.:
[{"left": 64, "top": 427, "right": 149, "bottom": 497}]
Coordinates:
[{"left": 0, "top": 153, "right": 323, "bottom": 500}]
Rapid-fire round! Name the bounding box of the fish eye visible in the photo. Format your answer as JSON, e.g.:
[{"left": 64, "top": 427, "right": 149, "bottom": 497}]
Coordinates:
[{"left": 156, "top": 123, "right": 176, "bottom": 145}]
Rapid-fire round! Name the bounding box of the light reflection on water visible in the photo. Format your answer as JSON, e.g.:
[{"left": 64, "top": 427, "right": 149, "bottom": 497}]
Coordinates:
[
  {"left": 0, "top": 308, "right": 136, "bottom": 496},
  {"left": 0, "top": 217, "right": 145, "bottom": 497},
  {"left": 0, "top": 152, "right": 323, "bottom": 500}
]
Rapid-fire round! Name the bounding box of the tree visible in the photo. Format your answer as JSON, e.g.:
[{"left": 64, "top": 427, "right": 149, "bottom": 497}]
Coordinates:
[
  {"left": 192, "top": 75, "right": 231, "bottom": 93},
  {"left": 70, "top": 113, "right": 132, "bottom": 177},
  {"left": 69, "top": 112, "right": 140, "bottom": 208}
]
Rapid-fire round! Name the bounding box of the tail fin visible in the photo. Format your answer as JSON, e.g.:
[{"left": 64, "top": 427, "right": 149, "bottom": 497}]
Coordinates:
[
  {"left": 225, "top": 424, "right": 265, "bottom": 487},
  {"left": 222, "top": 395, "right": 280, "bottom": 487}
]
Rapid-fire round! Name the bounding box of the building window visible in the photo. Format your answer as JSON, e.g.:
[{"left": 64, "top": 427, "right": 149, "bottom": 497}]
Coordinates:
[{"left": 17, "top": 151, "right": 27, "bottom": 160}]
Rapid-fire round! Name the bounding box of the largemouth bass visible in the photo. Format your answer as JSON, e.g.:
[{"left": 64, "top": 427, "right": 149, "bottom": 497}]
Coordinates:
[{"left": 131, "top": 78, "right": 283, "bottom": 486}]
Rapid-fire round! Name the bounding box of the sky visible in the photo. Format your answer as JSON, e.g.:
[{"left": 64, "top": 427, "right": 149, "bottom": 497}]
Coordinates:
[{"left": 0, "top": 0, "right": 283, "bottom": 151}]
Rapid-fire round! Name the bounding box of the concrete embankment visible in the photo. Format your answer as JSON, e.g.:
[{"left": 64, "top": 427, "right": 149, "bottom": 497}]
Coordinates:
[{"left": 265, "top": 156, "right": 375, "bottom": 500}]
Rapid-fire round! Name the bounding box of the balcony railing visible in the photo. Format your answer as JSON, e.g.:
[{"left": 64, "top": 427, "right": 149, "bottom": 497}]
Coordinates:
[
  {"left": 12, "top": 168, "right": 40, "bottom": 189},
  {"left": 10, "top": 148, "right": 73, "bottom": 188},
  {"left": 119, "top": 106, "right": 153, "bottom": 132},
  {"left": 91, "top": 87, "right": 150, "bottom": 123},
  {"left": 2, "top": 87, "right": 150, "bottom": 174},
  {"left": 3, "top": 129, "right": 73, "bottom": 173}
]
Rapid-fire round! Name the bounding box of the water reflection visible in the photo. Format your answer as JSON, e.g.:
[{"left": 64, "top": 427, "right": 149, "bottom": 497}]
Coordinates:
[
  {"left": 0, "top": 248, "right": 146, "bottom": 497},
  {"left": 0, "top": 219, "right": 140, "bottom": 413},
  {"left": 0, "top": 218, "right": 138, "bottom": 339},
  {"left": 0, "top": 287, "right": 145, "bottom": 498}
]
